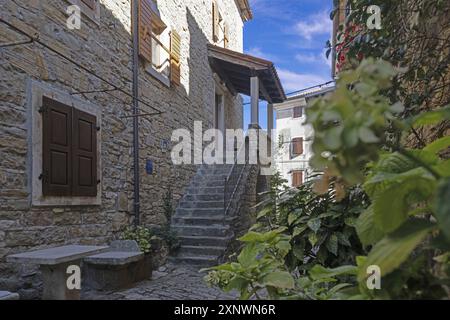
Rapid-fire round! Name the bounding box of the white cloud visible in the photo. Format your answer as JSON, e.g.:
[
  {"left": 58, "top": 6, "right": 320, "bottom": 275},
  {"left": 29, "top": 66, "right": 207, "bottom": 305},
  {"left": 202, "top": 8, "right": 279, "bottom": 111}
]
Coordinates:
[
  {"left": 278, "top": 68, "right": 329, "bottom": 93},
  {"left": 246, "top": 47, "right": 277, "bottom": 61},
  {"left": 295, "top": 11, "right": 332, "bottom": 41},
  {"left": 295, "top": 49, "right": 332, "bottom": 68}
]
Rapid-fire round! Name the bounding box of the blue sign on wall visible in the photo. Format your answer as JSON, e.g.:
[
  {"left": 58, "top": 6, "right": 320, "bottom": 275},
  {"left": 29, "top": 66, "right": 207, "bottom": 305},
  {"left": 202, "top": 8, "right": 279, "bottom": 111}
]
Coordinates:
[{"left": 145, "top": 160, "right": 153, "bottom": 174}]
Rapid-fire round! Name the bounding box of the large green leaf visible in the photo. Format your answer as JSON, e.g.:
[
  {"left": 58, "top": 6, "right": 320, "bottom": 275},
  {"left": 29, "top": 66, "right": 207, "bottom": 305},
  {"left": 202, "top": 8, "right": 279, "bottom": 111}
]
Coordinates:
[
  {"left": 372, "top": 169, "right": 436, "bottom": 233},
  {"left": 424, "top": 136, "right": 450, "bottom": 154},
  {"left": 309, "top": 265, "right": 358, "bottom": 280},
  {"left": 435, "top": 178, "right": 450, "bottom": 242},
  {"left": 261, "top": 271, "right": 295, "bottom": 289},
  {"left": 326, "top": 234, "right": 339, "bottom": 256},
  {"left": 358, "top": 219, "right": 434, "bottom": 281},
  {"left": 355, "top": 205, "right": 384, "bottom": 246},
  {"left": 225, "top": 276, "right": 249, "bottom": 293},
  {"left": 307, "top": 218, "right": 322, "bottom": 233},
  {"left": 405, "top": 106, "right": 450, "bottom": 128},
  {"left": 433, "top": 160, "right": 450, "bottom": 178},
  {"left": 237, "top": 243, "right": 260, "bottom": 268}
]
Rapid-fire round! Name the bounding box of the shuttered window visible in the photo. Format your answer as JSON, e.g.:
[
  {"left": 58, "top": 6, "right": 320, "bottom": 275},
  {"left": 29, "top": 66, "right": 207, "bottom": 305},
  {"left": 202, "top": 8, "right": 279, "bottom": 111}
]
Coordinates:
[
  {"left": 42, "top": 97, "right": 98, "bottom": 197},
  {"left": 138, "top": 0, "right": 153, "bottom": 63},
  {"left": 293, "top": 106, "right": 302, "bottom": 118},
  {"left": 72, "top": 109, "right": 98, "bottom": 196},
  {"left": 212, "top": 1, "right": 220, "bottom": 42},
  {"left": 42, "top": 97, "right": 73, "bottom": 196},
  {"left": 223, "top": 22, "right": 229, "bottom": 48},
  {"left": 291, "top": 137, "right": 304, "bottom": 157},
  {"left": 170, "top": 29, "right": 181, "bottom": 86},
  {"left": 292, "top": 170, "right": 303, "bottom": 187}
]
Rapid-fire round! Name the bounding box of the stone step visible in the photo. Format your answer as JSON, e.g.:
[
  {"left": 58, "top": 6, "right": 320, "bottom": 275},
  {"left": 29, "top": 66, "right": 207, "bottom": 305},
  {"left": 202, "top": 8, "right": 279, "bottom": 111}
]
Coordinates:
[
  {"left": 172, "top": 224, "right": 230, "bottom": 236},
  {"left": 199, "top": 166, "right": 233, "bottom": 173},
  {"left": 177, "top": 245, "right": 226, "bottom": 256},
  {"left": 178, "top": 235, "right": 232, "bottom": 247},
  {"left": 172, "top": 215, "right": 233, "bottom": 226},
  {"left": 186, "top": 186, "right": 224, "bottom": 194},
  {"left": 176, "top": 208, "right": 224, "bottom": 216},
  {"left": 190, "top": 180, "right": 225, "bottom": 187},
  {"left": 183, "top": 194, "right": 224, "bottom": 201},
  {"left": 168, "top": 255, "right": 218, "bottom": 267},
  {"left": 194, "top": 173, "right": 229, "bottom": 179},
  {"left": 178, "top": 200, "right": 224, "bottom": 209}
]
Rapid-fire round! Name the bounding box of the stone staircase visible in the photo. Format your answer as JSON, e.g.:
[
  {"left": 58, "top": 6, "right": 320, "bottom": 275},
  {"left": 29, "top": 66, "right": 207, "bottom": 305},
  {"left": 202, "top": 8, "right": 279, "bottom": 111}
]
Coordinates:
[{"left": 169, "top": 164, "right": 238, "bottom": 267}]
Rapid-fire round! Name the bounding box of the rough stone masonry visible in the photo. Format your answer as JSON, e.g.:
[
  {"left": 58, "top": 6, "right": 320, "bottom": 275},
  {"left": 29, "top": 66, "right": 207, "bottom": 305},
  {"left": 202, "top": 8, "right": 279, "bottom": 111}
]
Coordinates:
[{"left": 0, "top": 0, "right": 245, "bottom": 298}]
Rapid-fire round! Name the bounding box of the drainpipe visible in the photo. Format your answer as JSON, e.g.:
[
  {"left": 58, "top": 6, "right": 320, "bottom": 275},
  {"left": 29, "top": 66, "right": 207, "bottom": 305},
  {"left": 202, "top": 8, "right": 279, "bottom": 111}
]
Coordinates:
[{"left": 132, "top": 0, "right": 141, "bottom": 226}]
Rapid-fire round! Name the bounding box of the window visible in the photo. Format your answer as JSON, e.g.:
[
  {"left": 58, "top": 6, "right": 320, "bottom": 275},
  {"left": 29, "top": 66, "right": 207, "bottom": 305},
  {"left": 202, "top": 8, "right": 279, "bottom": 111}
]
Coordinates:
[
  {"left": 293, "top": 106, "right": 303, "bottom": 118},
  {"left": 138, "top": 0, "right": 181, "bottom": 86},
  {"left": 41, "top": 97, "right": 98, "bottom": 197},
  {"left": 212, "top": 1, "right": 229, "bottom": 48},
  {"left": 292, "top": 170, "right": 303, "bottom": 187},
  {"left": 291, "top": 137, "right": 303, "bottom": 157}
]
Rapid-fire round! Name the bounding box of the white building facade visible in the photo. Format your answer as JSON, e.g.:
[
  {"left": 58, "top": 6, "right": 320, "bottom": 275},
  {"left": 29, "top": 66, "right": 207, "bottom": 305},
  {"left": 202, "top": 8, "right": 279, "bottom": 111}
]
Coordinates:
[{"left": 274, "top": 83, "right": 335, "bottom": 187}]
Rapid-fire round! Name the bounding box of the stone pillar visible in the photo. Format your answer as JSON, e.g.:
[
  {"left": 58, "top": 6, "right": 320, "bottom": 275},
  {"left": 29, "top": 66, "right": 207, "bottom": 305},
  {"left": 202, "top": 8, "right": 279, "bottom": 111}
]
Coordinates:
[
  {"left": 249, "top": 75, "right": 259, "bottom": 128},
  {"left": 41, "top": 260, "right": 81, "bottom": 300}
]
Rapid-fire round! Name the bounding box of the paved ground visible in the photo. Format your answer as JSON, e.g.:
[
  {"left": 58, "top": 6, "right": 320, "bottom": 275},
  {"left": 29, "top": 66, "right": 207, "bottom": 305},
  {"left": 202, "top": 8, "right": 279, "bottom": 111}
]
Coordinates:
[{"left": 83, "top": 264, "right": 238, "bottom": 300}]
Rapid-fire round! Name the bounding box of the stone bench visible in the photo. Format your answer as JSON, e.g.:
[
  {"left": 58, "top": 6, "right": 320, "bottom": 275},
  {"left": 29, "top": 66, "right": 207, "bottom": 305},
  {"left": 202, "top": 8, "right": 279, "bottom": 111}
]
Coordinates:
[
  {"left": 0, "top": 291, "right": 20, "bottom": 300},
  {"left": 7, "top": 245, "right": 109, "bottom": 300},
  {"left": 83, "top": 240, "right": 152, "bottom": 291}
]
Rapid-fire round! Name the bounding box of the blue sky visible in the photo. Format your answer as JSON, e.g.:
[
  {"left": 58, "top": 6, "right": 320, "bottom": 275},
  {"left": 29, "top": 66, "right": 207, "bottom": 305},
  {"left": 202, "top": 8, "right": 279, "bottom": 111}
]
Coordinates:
[{"left": 241, "top": 0, "right": 334, "bottom": 129}]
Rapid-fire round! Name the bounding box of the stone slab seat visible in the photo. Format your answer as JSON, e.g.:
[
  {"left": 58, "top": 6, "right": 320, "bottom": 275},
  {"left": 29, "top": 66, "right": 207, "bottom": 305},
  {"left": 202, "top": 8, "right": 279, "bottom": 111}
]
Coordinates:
[
  {"left": 0, "top": 291, "right": 19, "bottom": 300},
  {"left": 6, "top": 245, "right": 109, "bottom": 300},
  {"left": 83, "top": 240, "right": 152, "bottom": 291},
  {"left": 83, "top": 251, "right": 144, "bottom": 266}
]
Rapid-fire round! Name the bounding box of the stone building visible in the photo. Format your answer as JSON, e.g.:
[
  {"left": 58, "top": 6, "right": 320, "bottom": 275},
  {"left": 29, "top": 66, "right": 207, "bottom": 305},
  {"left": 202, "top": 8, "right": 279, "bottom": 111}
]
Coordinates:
[{"left": 0, "top": 0, "right": 285, "bottom": 297}]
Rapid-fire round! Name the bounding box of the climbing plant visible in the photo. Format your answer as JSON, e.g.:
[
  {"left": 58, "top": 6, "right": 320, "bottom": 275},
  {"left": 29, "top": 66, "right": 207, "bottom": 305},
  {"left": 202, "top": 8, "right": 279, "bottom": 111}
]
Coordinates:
[{"left": 328, "top": 0, "right": 450, "bottom": 140}]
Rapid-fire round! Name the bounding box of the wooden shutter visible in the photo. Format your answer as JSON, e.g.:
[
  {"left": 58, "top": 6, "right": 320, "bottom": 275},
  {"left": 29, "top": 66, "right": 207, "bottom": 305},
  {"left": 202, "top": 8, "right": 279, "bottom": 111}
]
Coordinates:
[
  {"left": 291, "top": 137, "right": 303, "bottom": 157},
  {"left": 81, "top": 0, "right": 96, "bottom": 10},
  {"left": 42, "top": 97, "right": 72, "bottom": 196},
  {"left": 293, "top": 106, "right": 302, "bottom": 118},
  {"left": 223, "top": 22, "right": 229, "bottom": 48},
  {"left": 138, "top": 0, "right": 153, "bottom": 63},
  {"left": 292, "top": 171, "right": 303, "bottom": 187},
  {"left": 170, "top": 29, "right": 181, "bottom": 86},
  {"left": 212, "top": 1, "right": 219, "bottom": 42},
  {"left": 72, "top": 108, "right": 98, "bottom": 197}
]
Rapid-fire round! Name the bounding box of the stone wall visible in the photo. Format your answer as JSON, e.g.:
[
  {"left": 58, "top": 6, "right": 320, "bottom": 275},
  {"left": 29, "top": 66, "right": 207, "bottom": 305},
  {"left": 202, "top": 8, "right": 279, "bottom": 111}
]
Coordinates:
[{"left": 0, "top": 0, "right": 244, "bottom": 298}]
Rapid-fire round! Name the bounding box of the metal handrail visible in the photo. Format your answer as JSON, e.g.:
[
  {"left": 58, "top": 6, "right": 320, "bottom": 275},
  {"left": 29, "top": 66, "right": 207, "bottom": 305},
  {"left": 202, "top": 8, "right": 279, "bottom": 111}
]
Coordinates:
[{"left": 224, "top": 138, "right": 249, "bottom": 216}]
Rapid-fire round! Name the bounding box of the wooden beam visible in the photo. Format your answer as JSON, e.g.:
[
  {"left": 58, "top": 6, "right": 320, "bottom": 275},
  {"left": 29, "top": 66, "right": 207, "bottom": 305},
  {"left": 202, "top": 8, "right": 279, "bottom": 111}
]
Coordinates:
[
  {"left": 209, "top": 58, "right": 237, "bottom": 96},
  {"left": 259, "top": 79, "right": 273, "bottom": 104}
]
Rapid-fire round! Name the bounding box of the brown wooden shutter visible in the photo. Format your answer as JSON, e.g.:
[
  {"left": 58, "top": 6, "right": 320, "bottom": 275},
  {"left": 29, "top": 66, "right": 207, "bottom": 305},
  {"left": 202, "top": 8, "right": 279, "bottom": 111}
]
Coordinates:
[
  {"left": 291, "top": 137, "right": 304, "bottom": 157},
  {"left": 72, "top": 108, "right": 98, "bottom": 196},
  {"left": 293, "top": 106, "right": 302, "bottom": 118},
  {"left": 81, "top": 0, "right": 96, "bottom": 10},
  {"left": 223, "top": 22, "right": 229, "bottom": 48},
  {"left": 138, "top": 0, "right": 153, "bottom": 63},
  {"left": 212, "top": 1, "right": 220, "bottom": 42},
  {"left": 170, "top": 29, "right": 181, "bottom": 86},
  {"left": 42, "top": 97, "right": 72, "bottom": 196},
  {"left": 292, "top": 171, "right": 303, "bottom": 187}
]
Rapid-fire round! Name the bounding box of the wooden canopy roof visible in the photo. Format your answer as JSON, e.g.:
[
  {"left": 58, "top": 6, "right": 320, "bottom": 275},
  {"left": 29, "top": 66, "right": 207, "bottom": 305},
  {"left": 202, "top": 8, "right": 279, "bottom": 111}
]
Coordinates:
[{"left": 208, "top": 45, "right": 286, "bottom": 104}]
